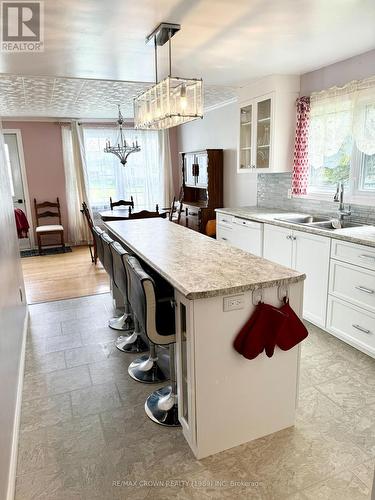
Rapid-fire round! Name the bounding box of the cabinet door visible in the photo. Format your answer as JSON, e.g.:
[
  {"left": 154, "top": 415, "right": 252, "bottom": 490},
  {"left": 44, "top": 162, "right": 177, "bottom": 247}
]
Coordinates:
[
  {"left": 263, "top": 224, "right": 293, "bottom": 268},
  {"left": 238, "top": 103, "right": 254, "bottom": 172},
  {"left": 184, "top": 154, "right": 196, "bottom": 186},
  {"left": 195, "top": 152, "right": 208, "bottom": 188},
  {"left": 232, "top": 219, "right": 263, "bottom": 256},
  {"left": 254, "top": 96, "right": 272, "bottom": 169},
  {"left": 293, "top": 230, "right": 331, "bottom": 328},
  {"left": 216, "top": 225, "right": 234, "bottom": 245}
]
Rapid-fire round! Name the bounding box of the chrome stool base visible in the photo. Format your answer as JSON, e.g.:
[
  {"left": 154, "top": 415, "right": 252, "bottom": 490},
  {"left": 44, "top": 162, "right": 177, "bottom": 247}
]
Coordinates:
[
  {"left": 145, "top": 385, "right": 180, "bottom": 427},
  {"left": 128, "top": 354, "right": 167, "bottom": 383},
  {"left": 115, "top": 331, "right": 147, "bottom": 353},
  {"left": 109, "top": 312, "right": 133, "bottom": 332}
]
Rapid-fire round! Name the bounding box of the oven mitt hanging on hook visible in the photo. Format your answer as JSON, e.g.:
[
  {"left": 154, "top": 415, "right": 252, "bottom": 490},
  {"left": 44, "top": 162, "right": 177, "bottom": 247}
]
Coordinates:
[
  {"left": 276, "top": 298, "right": 308, "bottom": 350},
  {"left": 233, "top": 302, "right": 288, "bottom": 360}
]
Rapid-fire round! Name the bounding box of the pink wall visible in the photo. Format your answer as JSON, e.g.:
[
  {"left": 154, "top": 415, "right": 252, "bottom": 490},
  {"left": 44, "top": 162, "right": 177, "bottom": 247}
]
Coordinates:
[{"left": 3, "top": 121, "right": 68, "bottom": 245}]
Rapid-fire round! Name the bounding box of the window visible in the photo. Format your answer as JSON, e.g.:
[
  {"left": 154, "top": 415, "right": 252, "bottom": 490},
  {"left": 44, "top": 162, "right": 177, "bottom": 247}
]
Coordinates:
[
  {"left": 307, "top": 77, "right": 375, "bottom": 201},
  {"left": 82, "top": 127, "right": 163, "bottom": 210}
]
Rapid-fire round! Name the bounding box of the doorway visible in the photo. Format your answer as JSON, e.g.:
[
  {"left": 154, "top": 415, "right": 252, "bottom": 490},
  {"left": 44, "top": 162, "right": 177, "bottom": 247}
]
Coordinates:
[{"left": 3, "top": 129, "right": 33, "bottom": 250}]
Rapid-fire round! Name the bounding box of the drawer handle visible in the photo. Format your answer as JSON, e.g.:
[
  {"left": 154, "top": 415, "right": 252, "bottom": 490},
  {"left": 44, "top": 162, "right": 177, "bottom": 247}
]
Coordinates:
[
  {"left": 359, "top": 254, "right": 375, "bottom": 261},
  {"left": 221, "top": 219, "right": 230, "bottom": 223},
  {"left": 355, "top": 285, "right": 374, "bottom": 295},
  {"left": 221, "top": 237, "right": 228, "bottom": 241},
  {"left": 352, "top": 324, "right": 372, "bottom": 335}
]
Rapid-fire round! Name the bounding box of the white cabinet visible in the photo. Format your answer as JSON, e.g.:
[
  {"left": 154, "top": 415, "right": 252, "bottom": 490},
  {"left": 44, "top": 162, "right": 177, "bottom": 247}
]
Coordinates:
[
  {"left": 237, "top": 75, "right": 300, "bottom": 173},
  {"left": 263, "top": 225, "right": 331, "bottom": 328},
  {"left": 217, "top": 215, "right": 263, "bottom": 256},
  {"left": 328, "top": 240, "right": 375, "bottom": 357},
  {"left": 293, "top": 230, "right": 331, "bottom": 328},
  {"left": 263, "top": 225, "right": 293, "bottom": 267}
]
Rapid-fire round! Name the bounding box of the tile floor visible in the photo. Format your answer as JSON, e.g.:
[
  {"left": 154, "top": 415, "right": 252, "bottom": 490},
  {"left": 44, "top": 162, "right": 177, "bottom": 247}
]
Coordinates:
[{"left": 15, "top": 293, "right": 375, "bottom": 499}]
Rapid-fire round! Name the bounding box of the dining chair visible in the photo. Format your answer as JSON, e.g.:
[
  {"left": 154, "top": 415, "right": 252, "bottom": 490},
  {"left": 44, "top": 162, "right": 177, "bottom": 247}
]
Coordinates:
[
  {"left": 81, "top": 201, "right": 97, "bottom": 263},
  {"left": 128, "top": 204, "right": 166, "bottom": 219},
  {"left": 34, "top": 197, "right": 65, "bottom": 255},
  {"left": 110, "top": 196, "right": 134, "bottom": 210}
]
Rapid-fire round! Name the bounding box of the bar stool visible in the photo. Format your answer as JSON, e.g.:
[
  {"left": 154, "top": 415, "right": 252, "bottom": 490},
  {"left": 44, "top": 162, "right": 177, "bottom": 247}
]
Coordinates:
[
  {"left": 100, "top": 232, "right": 135, "bottom": 333},
  {"left": 109, "top": 241, "right": 147, "bottom": 353},
  {"left": 125, "top": 255, "right": 180, "bottom": 427},
  {"left": 92, "top": 226, "right": 104, "bottom": 264}
]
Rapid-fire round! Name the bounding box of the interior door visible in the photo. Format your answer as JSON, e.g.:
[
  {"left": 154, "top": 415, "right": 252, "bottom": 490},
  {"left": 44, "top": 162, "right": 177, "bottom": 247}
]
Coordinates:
[{"left": 3, "top": 132, "right": 31, "bottom": 250}]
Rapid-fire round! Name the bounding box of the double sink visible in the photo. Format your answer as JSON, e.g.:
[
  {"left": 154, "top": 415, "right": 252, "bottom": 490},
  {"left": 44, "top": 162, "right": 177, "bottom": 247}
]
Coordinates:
[{"left": 275, "top": 214, "right": 366, "bottom": 231}]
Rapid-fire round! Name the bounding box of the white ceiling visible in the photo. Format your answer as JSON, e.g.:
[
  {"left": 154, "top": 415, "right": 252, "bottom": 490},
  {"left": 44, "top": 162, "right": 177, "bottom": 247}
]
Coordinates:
[
  {"left": 0, "top": 0, "right": 374, "bottom": 118},
  {"left": 1, "top": 0, "right": 374, "bottom": 86},
  {"left": 0, "top": 75, "right": 236, "bottom": 118}
]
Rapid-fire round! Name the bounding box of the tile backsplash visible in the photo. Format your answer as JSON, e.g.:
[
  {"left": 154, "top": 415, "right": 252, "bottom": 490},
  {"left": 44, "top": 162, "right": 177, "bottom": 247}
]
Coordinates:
[{"left": 257, "top": 173, "right": 375, "bottom": 224}]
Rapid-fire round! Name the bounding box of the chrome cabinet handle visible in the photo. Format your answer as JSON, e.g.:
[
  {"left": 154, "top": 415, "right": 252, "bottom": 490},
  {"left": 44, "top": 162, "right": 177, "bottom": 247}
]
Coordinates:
[
  {"left": 359, "top": 254, "right": 375, "bottom": 261},
  {"left": 352, "top": 324, "right": 372, "bottom": 334},
  {"left": 286, "top": 235, "right": 291, "bottom": 239},
  {"left": 355, "top": 285, "right": 374, "bottom": 294},
  {"left": 221, "top": 237, "right": 228, "bottom": 241}
]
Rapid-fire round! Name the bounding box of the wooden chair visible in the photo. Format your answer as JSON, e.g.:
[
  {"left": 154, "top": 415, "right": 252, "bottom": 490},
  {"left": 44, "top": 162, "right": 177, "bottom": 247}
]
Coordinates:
[
  {"left": 128, "top": 204, "right": 166, "bottom": 219},
  {"left": 110, "top": 196, "right": 134, "bottom": 210},
  {"left": 81, "top": 202, "right": 97, "bottom": 264},
  {"left": 34, "top": 197, "right": 65, "bottom": 255}
]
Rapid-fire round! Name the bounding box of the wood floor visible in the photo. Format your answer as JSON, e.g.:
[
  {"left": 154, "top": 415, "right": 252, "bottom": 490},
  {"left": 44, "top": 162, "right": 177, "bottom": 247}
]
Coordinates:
[{"left": 21, "top": 246, "right": 110, "bottom": 304}]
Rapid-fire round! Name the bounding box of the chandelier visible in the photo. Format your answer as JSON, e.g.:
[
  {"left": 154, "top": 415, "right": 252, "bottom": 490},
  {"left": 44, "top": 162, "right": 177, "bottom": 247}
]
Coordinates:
[
  {"left": 104, "top": 105, "right": 141, "bottom": 165},
  {"left": 134, "top": 22, "right": 203, "bottom": 130}
]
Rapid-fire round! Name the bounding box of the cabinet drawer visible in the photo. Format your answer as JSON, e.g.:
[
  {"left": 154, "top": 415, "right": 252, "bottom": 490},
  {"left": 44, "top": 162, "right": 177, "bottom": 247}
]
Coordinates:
[
  {"left": 329, "top": 260, "right": 375, "bottom": 314},
  {"left": 216, "top": 225, "right": 233, "bottom": 244},
  {"left": 327, "top": 296, "right": 375, "bottom": 357},
  {"left": 331, "top": 240, "right": 375, "bottom": 271},
  {"left": 217, "top": 213, "right": 233, "bottom": 228}
]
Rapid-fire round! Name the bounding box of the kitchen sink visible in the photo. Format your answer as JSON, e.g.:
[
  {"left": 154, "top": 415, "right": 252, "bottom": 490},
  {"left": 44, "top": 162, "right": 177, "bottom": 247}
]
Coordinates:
[
  {"left": 306, "top": 220, "right": 366, "bottom": 230},
  {"left": 275, "top": 215, "right": 332, "bottom": 224},
  {"left": 274, "top": 214, "right": 368, "bottom": 231}
]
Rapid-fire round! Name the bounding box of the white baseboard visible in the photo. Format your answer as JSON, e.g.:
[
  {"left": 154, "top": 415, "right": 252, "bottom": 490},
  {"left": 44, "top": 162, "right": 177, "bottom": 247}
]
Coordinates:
[{"left": 6, "top": 309, "right": 28, "bottom": 500}]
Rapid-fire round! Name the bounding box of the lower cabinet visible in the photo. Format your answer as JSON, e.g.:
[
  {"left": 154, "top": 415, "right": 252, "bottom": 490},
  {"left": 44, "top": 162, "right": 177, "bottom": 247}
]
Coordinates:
[{"left": 263, "top": 224, "right": 331, "bottom": 328}]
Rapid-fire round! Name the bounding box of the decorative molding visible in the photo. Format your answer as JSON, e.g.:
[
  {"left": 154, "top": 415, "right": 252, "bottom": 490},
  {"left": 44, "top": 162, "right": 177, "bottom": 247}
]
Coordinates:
[{"left": 6, "top": 309, "right": 28, "bottom": 500}]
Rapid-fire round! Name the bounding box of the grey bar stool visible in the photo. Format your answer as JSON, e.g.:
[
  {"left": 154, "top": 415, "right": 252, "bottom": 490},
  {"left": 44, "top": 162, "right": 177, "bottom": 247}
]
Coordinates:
[
  {"left": 92, "top": 226, "right": 104, "bottom": 264},
  {"left": 100, "top": 232, "right": 133, "bottom": 333},
  {"left": 109, "top": 241, "right": 147, "bottom": 353},
  {"left": 125, "top": 255, "right": 180, "bottom": 427}
]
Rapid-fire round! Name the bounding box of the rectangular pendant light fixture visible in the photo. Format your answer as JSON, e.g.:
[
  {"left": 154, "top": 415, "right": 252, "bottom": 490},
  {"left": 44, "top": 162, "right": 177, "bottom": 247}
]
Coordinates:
[{"left": 134, "top": 23, "right": 203, "bottom": 130}]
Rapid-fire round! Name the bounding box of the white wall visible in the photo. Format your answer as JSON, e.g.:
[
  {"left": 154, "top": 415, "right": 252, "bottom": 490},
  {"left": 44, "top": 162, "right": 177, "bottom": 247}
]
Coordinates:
[
  {"left": 176, "top": 102, "right": 257, "bottom": 207},
  {"left": 300, "top": 48, "right": 375, "bottom": 95},
  {"left": 0, "top": 122, "right": 27, "bottom": 499}
]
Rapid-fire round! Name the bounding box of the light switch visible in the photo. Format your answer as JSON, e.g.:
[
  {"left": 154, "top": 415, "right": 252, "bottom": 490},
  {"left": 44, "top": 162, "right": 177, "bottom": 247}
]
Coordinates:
[{"left": 223, "top": 294, "right": 245, "bottom": 312}]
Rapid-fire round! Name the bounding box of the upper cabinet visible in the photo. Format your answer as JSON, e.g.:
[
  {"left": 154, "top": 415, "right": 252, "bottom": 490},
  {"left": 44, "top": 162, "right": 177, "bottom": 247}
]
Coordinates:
[{"left": 237, "top": 75, "right": 300, "bottom": 174}]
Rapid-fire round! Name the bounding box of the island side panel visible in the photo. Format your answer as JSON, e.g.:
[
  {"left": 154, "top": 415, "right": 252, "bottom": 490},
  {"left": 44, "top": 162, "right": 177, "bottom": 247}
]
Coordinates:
[{"left": 190, "top": 281, "right": 304, "bottom": 459}]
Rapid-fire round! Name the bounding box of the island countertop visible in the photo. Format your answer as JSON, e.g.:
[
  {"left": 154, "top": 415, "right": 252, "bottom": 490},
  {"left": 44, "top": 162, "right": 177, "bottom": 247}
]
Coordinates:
[{"left": 105, "top": 218, "right": 305, "bottom": 300}]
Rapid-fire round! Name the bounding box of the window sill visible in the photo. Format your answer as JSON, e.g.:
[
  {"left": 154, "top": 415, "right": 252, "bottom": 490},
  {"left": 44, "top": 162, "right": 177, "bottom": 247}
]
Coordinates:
[{"left": 293, "top": 191, "right": 375, "bottom": 206}]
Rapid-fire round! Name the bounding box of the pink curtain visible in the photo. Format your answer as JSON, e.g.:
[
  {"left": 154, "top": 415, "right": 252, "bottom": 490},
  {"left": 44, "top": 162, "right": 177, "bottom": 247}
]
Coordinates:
[{"left": 291, "top": 97, "right": 310, "bottom": 195}]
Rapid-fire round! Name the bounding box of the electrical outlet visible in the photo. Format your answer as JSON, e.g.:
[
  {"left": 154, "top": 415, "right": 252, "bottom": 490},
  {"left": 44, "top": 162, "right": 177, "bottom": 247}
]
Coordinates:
[
  {"left": 223, "top": 294, "right": 245, "bottom": 312},
  {"left": 287, "top": 189, "right": 292, "bottom": 199}
]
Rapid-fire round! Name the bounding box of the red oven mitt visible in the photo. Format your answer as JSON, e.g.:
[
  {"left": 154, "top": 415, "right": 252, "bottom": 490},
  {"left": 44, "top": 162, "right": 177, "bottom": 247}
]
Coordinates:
[
  {"left": 233, "top": 303, "right": 288, "bottom": 359},
  {"left": 276, "top": 299, "right": 308, "bottom": 350}
]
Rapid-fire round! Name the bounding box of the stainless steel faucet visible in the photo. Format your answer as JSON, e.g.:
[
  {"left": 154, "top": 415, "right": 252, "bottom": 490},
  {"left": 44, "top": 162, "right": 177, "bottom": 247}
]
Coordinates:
[{"left": 334, "top": 182, "right": 351, "bottom": 221}]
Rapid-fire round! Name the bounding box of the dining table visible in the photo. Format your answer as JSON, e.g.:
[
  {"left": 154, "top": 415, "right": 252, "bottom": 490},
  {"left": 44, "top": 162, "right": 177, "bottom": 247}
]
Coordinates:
[{"left": 99, "top": 206, "right": 168, "bottom": 222}]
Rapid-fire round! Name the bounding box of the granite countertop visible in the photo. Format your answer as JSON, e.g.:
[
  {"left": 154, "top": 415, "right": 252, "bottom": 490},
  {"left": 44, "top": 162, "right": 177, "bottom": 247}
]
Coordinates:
[
  {"left": 216, "top": 206, "right": 375, "bottom": 248},
  {"left": 105, "top": 219, "right": 305, "bottom": 300}
]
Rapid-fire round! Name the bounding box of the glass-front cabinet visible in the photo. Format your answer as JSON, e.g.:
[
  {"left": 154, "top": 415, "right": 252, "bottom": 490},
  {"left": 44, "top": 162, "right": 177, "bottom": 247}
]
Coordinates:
[{"left": 238, "top": 93, "right": 273, "bottom": 172}]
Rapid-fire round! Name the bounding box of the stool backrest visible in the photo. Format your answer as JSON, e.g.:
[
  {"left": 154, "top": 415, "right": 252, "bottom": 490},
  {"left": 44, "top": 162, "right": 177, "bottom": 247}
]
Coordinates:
[
  {"left": 110, "top": 241, "right": 129, "bottom": 302},
  {"left": 124, "top": 255, "right": 175, "bottom": 345},
  {"left": 110, "top": 196, "right": 134, "bottom": 210},
  {"left": 100, "top": 232, "right": 114, "bottom": 278},
  {"left": 92, "top": 226, "right": 104, "bottom": 264}
]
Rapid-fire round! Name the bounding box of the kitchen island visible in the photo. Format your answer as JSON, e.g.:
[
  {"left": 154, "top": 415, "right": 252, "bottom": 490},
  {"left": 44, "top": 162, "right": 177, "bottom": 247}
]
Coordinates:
[{"left": 105, "top": 218, "right": 305, "bottom": 459}]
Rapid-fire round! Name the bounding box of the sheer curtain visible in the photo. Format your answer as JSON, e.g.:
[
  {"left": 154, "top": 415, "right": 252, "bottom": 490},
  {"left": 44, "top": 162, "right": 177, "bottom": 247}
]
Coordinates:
[
  {"left": 82, "top": 127, "right": 173, "bottom": 211},
  {"left": 61, "top": 121, "right": 91, "bottom": 245}
]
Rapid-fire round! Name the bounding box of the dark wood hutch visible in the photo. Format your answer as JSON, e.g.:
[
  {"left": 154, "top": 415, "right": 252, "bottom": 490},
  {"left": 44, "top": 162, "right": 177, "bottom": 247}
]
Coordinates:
[{"left": 179, "top": 149, "right": 223, "bottom": 233}]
